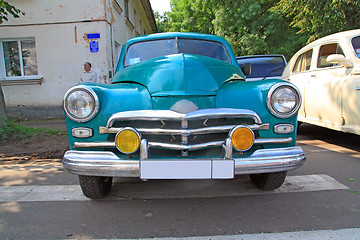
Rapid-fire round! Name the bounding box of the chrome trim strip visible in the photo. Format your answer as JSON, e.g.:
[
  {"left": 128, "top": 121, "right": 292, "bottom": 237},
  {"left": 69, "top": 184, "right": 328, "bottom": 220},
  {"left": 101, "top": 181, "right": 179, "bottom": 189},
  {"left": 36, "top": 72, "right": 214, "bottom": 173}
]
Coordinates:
[
  {"left": 149, "top": 141, "right": 224, "bottom": 151},
  {"left": 62, "top": 147, "right": 305, "bottom": 177},
  {"left": 181, "top": 119, "right": 189, "bottom": 157},
  {"left": 73, "top": 137, "right": 292, "bottom": 149},
  {"left": 140, "top": 139, "right": 148, "bottom": 160},
  {"left": 99, "top": 123, "right": 270, "bottom": 135},
  {"left": 254, "top": 137, "right": 292, "bottom": 144},
  {"left": 224, "top": 138, "right": 233, "bottom": 159},
  {"left": 73, "top": 142, "right": 116, "bottom": 148},
  {"left": 106, "top": 108, "right": 262, "bottom": 128}
]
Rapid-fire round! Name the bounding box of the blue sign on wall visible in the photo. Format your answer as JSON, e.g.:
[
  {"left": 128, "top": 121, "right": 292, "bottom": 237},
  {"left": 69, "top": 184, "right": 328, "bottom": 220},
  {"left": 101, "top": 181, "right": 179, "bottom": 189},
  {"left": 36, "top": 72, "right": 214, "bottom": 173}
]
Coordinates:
[
  {"left": 90, "top": 40, "right": 99, "bottom": 53},
  {"left": 87, "top": 33, "right": 100, "bottom": 39}
]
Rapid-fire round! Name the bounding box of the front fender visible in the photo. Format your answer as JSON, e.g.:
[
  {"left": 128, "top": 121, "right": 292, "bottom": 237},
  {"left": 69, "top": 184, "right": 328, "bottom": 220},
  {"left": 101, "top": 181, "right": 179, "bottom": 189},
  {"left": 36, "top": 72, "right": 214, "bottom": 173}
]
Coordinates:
[
  {"left": 216, "top": 79, "right": 298, "bottom": 146},
  {"left": 64, "top": 82, "right": 152, "bottom": 149}
]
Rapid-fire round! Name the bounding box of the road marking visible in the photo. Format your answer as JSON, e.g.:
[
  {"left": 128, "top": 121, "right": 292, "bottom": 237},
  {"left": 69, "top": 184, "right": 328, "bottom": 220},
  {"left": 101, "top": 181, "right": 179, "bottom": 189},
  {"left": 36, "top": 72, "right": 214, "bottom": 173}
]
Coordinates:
[
  {"left": 0, "top": 174, "right": 349, "bottom": 202},
  {"left": 298, "top": 139, "right": 360, "bottom": 158},
  {"left": 134, "top": 228, "right": 360, "bottom": 240}
]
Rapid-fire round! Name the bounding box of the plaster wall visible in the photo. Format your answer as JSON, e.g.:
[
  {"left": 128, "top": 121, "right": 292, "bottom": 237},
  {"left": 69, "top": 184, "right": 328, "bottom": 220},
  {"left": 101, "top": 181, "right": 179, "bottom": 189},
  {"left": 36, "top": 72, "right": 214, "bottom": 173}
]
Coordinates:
[{"left": 0, "top": 0, "right": 156, "bottom": 119}]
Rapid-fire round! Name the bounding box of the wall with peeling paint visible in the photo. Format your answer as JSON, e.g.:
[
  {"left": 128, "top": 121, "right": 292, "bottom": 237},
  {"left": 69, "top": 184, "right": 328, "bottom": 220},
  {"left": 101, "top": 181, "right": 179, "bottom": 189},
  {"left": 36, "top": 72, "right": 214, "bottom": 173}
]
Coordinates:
[{"left": 0, "top": 0, "right": 156, "bottom": 119}]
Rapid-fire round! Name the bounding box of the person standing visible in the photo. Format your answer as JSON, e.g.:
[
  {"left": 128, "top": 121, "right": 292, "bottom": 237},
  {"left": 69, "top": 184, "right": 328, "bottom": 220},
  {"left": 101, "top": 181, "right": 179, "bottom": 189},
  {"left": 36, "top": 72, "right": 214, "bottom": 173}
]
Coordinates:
[{"left": 80, "top": 62, "right": 98, "bottom": 83}]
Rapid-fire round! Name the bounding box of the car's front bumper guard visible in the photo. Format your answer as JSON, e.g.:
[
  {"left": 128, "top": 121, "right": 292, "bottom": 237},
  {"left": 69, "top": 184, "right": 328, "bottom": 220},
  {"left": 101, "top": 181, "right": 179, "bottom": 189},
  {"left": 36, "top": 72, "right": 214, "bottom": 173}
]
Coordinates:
[{"left": 63, "top": 145, "right": 306, "bottom": 178}]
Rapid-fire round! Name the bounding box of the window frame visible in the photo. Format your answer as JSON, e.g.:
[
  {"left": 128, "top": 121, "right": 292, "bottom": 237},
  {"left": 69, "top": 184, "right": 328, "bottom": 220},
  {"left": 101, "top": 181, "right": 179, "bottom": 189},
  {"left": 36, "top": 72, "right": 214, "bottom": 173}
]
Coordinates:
[
  {"left": 236, "top": 55, "right": 287, "bottom": 78},
  {"left": 317, "top": 42, "right": 345, "bottom": 69},
  {"left": 0, "top": 38, "right": 42, "bottom": 85},
  {"left": 350, "top": 35, "right": 360, "bottom": 58},
  {"left": 292, "top": 49, "right": 313, "bottom": 73},
  {"left": 123, "top": 37, "right": 231, "bottom": 67},
  {"left": 124, "top": 0, "right": 129, "bottom": 18}
]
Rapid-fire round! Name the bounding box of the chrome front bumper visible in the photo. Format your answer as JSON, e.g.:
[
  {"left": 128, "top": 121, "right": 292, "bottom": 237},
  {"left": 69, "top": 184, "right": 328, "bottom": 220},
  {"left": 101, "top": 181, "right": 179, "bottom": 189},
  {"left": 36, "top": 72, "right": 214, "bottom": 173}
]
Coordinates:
[{"left": 63, "top": 146, "right": 306, "bottom": 178}]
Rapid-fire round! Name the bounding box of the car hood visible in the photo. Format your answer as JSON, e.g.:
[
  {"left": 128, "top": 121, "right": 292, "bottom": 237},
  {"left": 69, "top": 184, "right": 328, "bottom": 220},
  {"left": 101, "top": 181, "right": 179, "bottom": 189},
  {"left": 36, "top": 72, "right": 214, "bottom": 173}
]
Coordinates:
[{"left": 112, "top": 53, "right": 245, "bottom": 97}]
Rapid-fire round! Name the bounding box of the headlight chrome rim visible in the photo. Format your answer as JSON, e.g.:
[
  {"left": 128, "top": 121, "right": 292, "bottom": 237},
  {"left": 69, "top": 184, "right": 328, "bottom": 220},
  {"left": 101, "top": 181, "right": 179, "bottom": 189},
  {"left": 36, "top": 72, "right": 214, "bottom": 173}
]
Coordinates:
[
  {"left": 63, "top": 85, "right": 99, "bottom": 123},
  {"left": 267, "top": 82, "right": 301, "bottom": 119},
  {"left": 115, "top": 127, "right": 141, "bottom": 154}
]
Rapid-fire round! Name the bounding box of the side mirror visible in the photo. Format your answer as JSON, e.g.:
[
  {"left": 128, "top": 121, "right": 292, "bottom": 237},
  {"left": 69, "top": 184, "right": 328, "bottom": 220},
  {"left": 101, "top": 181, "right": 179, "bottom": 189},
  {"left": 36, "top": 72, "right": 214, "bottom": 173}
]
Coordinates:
[
  {"left": 241, "top": 63, "right": 251, "bottom": 76},
  {"left": 327, "top": 54, "right": 353, "bottom": 68}
]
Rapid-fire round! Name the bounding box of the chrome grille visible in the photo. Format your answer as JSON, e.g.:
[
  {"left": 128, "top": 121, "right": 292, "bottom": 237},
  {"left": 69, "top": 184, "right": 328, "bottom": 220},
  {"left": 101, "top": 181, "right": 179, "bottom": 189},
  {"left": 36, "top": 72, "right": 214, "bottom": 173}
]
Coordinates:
[{"left": 99, "top": 108, "right": 270, "bottom": 156}]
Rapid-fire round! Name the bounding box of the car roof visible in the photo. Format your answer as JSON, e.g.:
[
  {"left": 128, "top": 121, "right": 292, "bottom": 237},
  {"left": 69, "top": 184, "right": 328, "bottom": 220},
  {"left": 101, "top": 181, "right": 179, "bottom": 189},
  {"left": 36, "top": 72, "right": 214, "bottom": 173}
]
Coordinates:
[
  {"left": 126, "top": 32, "right": 230, "bottom": 46},
  {"left": 297, "top": 29, "right": 360, "bottom": 52},
  {"left": 283, "top": 29, "right": 360, "bottom": 79}
]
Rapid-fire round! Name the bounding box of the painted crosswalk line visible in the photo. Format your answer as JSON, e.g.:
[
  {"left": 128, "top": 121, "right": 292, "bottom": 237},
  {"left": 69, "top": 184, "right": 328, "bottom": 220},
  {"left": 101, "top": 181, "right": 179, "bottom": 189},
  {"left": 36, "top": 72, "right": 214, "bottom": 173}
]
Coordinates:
[
  {"left": 0, "top": 174, "right": 349, "bottom": 202},
  {"left": 137, "top": 228, "right": 360, "bottom": 240}
]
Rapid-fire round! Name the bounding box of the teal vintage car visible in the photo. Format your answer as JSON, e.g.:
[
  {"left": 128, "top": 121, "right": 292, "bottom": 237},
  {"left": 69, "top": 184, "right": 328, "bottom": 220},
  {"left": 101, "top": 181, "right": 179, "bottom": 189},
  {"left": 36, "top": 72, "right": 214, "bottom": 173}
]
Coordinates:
[{"left": 63, "top": 32, "right": 305, "bottom": 199}]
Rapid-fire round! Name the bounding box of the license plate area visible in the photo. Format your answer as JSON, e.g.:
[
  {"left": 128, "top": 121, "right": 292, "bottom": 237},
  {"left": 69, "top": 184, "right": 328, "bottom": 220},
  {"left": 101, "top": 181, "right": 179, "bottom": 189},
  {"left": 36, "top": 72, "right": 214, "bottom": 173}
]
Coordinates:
[{"left": 140, "top": 160, "right": 234, "bottom": 179}]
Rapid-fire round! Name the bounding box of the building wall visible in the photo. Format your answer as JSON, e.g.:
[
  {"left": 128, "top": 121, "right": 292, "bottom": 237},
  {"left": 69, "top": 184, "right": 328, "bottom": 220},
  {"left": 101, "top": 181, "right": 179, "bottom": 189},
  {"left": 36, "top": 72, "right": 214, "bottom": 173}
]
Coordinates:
[{"left": 0, "top": 0, "right": 156, "bottom": 119}]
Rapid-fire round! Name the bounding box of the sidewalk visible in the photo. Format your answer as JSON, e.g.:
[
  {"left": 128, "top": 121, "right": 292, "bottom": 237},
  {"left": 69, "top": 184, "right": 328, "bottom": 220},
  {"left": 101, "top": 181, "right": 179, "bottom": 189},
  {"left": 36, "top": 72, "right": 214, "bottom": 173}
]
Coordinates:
[{"left": 16, "top": 119, "right": 67, "bottom": 131}]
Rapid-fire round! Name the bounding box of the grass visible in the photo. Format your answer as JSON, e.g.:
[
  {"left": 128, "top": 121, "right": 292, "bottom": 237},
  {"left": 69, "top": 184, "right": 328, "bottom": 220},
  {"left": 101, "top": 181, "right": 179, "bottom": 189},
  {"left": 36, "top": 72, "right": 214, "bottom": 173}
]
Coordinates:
[{"left": 0, "top": 119, "right": 66, "bottom": 143}]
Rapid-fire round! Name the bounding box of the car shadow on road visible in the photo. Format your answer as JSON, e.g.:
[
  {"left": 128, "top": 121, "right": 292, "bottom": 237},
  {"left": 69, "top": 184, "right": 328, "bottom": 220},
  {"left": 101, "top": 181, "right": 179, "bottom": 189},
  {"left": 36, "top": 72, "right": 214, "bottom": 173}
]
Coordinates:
[{"left": 297, "top": 123, "right": 360, "bottom": 153}]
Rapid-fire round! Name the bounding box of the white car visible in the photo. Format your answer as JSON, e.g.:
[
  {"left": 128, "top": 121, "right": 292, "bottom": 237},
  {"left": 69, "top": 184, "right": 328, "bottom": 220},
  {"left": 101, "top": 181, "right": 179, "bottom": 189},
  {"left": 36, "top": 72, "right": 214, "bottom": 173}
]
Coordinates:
[{"left": 282, "top": 29, "right": 360, "bottom": 135}]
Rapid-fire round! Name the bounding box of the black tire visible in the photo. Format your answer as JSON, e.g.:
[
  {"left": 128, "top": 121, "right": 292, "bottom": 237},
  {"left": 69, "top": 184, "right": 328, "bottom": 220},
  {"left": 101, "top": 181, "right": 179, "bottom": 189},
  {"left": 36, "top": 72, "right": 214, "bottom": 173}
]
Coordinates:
[
  {"left": 78, "top": 175, "right": 113, "bottom": 199},
  {"left": 249, "top": 171, "right": 287, "bottom": 190},
  {"left": 297, "top": 121, "right": 303, "bottom": 132}
]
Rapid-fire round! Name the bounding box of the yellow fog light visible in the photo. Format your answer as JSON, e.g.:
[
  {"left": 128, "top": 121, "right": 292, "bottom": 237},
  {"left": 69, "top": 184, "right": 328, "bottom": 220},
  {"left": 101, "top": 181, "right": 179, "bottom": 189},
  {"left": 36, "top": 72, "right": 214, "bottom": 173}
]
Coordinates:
[
  {"left": 115, "top": 127, "right": 141, "bottom": 154},
  {"left": 230, "top": 126, "right": 254, "bottom": 151}
]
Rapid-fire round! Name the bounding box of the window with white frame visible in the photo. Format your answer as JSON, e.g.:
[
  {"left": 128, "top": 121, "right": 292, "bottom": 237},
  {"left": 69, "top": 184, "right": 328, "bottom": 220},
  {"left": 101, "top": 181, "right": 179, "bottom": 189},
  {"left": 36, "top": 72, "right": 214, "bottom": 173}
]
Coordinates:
[{"left": 1, "top": 38, "right": 38, "bottom": 78}]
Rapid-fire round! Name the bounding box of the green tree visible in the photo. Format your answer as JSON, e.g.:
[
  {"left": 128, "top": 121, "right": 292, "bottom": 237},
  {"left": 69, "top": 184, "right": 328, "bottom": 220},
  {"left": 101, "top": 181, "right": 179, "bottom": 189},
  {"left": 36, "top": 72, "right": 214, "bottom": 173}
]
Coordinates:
[
  {"left": 0, "top": 0, "right": 25, "bottom": 126},
  {"left": 154, "top": 10, "right": 171, "bottom": 33},
  {"left": 213, "top": 0, "right": 307, "bottom": 58},
  {"left": 168, "top": 0, "right": 216, "bottom": 34},
  {"left": 274, "top": 0, "right": 360, "bottom": 42},
  {"left": 166, "top": 0, "right": 306, "bottom": 59},
  {"left": 0, "top": 0, "right": 24, "bottom": 23}
]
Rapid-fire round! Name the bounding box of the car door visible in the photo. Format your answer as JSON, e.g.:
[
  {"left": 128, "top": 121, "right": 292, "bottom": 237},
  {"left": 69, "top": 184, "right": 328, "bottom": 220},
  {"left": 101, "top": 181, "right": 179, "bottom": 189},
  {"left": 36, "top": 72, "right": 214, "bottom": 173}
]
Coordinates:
[
  {"left": 286, "top": 49, "right": 313, "bottom": 121},
  {"left": 341, "top": 35, "right": 360, "bottom": 134},
  {"left": 304, "top": 42, "right": 346, "bottom": 130}
]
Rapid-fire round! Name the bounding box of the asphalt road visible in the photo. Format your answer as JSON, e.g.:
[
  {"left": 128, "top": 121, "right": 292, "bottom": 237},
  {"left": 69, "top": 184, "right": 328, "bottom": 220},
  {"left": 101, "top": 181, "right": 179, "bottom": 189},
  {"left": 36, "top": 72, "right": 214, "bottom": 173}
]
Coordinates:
[{"left": 0, "top": 123, "right": 359, "bottom": 239}]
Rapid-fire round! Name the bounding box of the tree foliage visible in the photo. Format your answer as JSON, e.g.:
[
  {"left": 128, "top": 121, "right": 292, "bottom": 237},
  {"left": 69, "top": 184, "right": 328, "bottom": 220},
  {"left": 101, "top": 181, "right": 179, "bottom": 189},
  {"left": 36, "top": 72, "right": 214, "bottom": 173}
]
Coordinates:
[
  {"left": 154, "top": 10, "right": 171, "bottom": 33},
  {"left": 155, "top": 0, "right": 359, "bottom": 59},
  {"left": 274, "top": 0, "right": 360, "bottom": 42},
  {"left": 212, "top": 0, "right": 307, "bottom": 58},
  {"left": 168, "top": 0, "right": 216, "bottom": 34},
  {"left": 0, "top": 0, "right": 25, "bottom": 24}
]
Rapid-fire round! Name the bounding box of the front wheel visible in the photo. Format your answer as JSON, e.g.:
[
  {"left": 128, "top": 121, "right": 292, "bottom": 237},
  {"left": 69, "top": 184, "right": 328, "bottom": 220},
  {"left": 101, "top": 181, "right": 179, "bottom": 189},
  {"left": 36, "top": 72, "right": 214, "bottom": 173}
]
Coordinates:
[
  {"left": 78, "top": 175, "right": 113, "bottom": 199},
  {"left": 249, "top": 171, "right": 287, "bottom": 190}
]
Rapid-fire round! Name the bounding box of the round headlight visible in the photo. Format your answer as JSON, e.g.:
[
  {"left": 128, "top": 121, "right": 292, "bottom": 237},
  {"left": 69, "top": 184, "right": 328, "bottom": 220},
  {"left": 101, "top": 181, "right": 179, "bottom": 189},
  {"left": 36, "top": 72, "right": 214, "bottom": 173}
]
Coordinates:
[
  {"left": 229, "top": 126, "right": 254, "bottom": 152},
  {"left": 115, "top": 127, "right": 141, "bottom": 154},
  {"left": 267, "top": 82, "right": 301, "bottom": 118},
  {"left": 63, "top": 86, "right": 99, "bottom": 122}
]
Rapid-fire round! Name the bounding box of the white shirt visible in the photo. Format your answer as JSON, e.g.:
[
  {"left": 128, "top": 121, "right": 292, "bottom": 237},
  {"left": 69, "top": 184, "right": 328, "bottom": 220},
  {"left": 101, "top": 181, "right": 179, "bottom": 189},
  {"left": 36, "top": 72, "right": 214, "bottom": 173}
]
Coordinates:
[{"left": 80, "top": 70, "right": 98, "bottom": 83}]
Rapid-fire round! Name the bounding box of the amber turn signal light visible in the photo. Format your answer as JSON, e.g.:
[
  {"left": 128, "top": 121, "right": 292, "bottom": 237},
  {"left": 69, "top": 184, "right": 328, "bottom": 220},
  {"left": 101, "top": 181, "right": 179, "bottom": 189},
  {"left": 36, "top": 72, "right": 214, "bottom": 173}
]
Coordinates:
[
  {"left": 115, "top": 127, "right": 141, "bottom": 154},
  {"left": 230, "top": 126, "right": 254, "bottom": 151}
]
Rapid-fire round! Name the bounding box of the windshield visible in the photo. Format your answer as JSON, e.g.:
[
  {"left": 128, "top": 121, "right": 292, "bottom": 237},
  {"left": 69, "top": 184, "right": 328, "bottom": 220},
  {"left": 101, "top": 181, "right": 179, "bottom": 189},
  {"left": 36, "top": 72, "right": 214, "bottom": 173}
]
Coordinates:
[
  {"left": 352, "top": 36, "right": 360, "bottom": 58},
  {"left": 237, "top": 56, "right": 286, "bottom": 78},
  {"left": 124, "top": 38, "right": 231, "bottom": 67}
]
